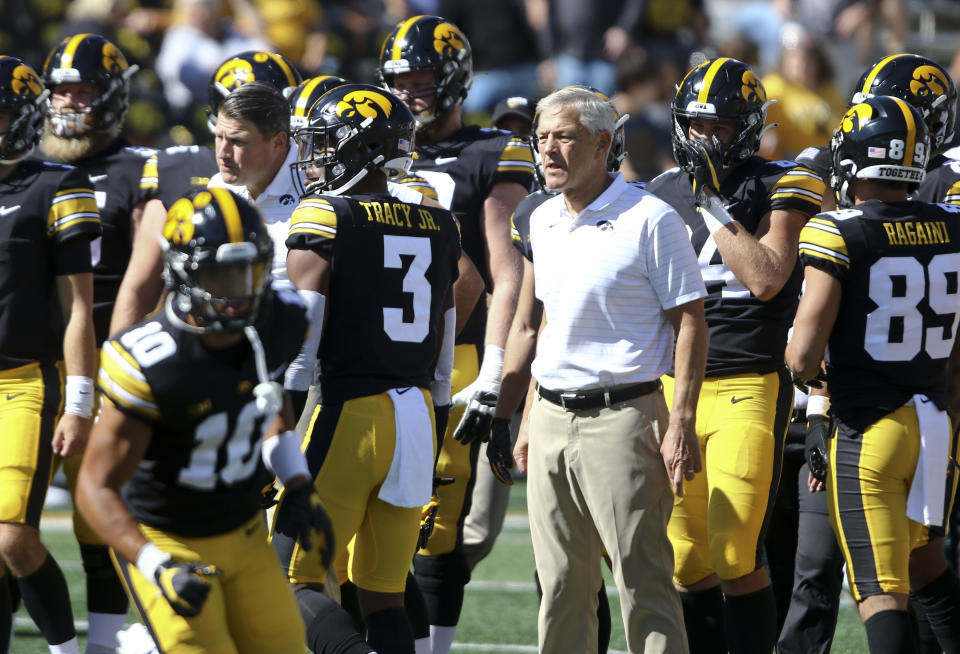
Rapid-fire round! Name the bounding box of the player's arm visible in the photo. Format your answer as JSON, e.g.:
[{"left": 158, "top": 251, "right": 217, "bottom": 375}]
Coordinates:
[
  {"left": 480, "top": 181, "right": 527, "bottom": 348},
  {"left": 785, "top": 265, "right": 842, "bottom": 382},
  {"left": 110, "top": 197, "right": 167, "bottom": 335},
  {"left": 455, "top": 251, "right": 484, "bottom": 336},
  {"left": 54, "top": 271, "right": 96, "bottom": 456},
  {"left": 661, "top": 298, "right": 707, "bottom": 496},
  {"left": 707, "top": 201, "right": 809, "bottom": 301}
]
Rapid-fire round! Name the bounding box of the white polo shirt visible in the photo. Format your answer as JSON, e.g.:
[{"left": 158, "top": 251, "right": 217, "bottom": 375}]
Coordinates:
[
  {"left": 530, "top": 174, "right": 706, "bottom": 391},
  {"left": 208, "top": 142, "right": 300, "bottom": 291}
]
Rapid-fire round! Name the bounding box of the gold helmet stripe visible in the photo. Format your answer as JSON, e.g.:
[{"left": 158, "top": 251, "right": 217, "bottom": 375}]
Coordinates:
[
  {"left": 391, "top": 15, "right": 427, "bottom": 61},
  {"left": 61, "top": 33, "right": 93, "bottom": 70},
  {"left": 860, "top": 54, "right": 905, "bottom": 94},
  {"left": 209, "top": 187, "right": 245, "bottom": 243},
  {"left": 892, "top": 96, "right": 916, "bottom": 167},
  {"left": 294, "top": 76, "right": 331, "bottom": 117},
  {"left": 698, "top": 57, "right": 731, "bottom": 104},
  {"left": 266, "top": 52, "right": 298, "bottom": 87}
]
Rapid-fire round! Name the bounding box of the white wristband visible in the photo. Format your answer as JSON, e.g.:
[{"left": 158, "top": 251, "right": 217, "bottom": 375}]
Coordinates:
[
  {"left": 478, "top": 345, "right": 504, "bottom": 389},
  {"left": 699, "top": 196, "right": 735, "bottom": 236},
  {"left": 284, "top": 291, "right": 326, "bottom": 392},
  {"left": 806, "top": 395, "right": 831, "bottom": 417},
  {"left": 135, "top": 542, "right": 171, "bottom": 581},
  {"left": 261, "top": 430, "right": 310, "bottom": 486},
  {"left": 64, "top": 375, "right": 95, "bottom": 418}
]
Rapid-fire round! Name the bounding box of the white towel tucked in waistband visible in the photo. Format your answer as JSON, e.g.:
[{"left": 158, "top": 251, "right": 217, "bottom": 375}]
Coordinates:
[
  {"left": 378, "top": 388, "right": 433, "bottom": 508},
  {"left": 907, "top": 394, "right": 950, "bottom": 526}
]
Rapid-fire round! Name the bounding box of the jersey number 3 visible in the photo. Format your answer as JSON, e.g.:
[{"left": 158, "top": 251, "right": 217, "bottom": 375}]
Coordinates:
[
  {"left": 866, "top": 254, "right": 960, "bottom": 361},
  {"left": 383, "top": 234, "right": 432, "bottom": 343}
]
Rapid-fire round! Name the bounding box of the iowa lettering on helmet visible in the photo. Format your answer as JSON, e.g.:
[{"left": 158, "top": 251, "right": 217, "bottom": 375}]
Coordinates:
[{"left": 336, "top": 90, "right": 394, "bottom": 120}]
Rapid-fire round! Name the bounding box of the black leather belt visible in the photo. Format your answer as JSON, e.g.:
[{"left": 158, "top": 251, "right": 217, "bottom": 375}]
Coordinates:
[{"left": 537, "top": 380, "right": 661, "bottom": 410}]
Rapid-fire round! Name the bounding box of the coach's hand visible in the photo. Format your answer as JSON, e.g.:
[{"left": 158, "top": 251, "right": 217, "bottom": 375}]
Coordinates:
[
  {"left": 282, "top": 482, "right": 335, "bottom": 569},
  {"left": 660, "top": 417, "right": 701, "bottom": 497},
  {"left": 154, "top": 559, "right": 220, "bottom": 618},
  {"left": 805, "top": 414, "right": 830, "bottom": 483},
  {"left": 487, "top": 418, "right": 515, "bottom": 485}
]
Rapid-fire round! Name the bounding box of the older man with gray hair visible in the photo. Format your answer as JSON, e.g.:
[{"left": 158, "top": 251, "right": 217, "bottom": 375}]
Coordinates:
[{"left": 491, "top": 86, "right": 708, "bottom": 653}]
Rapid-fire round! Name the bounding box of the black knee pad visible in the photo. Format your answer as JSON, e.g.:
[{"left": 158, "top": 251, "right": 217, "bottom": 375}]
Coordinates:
[
  {"left": 414, "top": 550, "right": 471, "bottom": 625},
  {"left": 404, "top": 572, "right": 430, "bottom": 640},
  {"left": 681, "top": 586, "right": 726, "bottom": 654},
  {"left": 79, "top": 544, "right": 128, "bottom": 614},
  {"left": 294, "top": 587, "right": 371, "bottom": 654},
  {"left": 364, "top": 606, "right": 414, "bottom": 654}
]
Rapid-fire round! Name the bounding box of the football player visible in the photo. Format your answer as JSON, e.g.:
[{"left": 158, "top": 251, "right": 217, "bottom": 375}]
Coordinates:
[
  {"left": 786, "top": 95, "right": 960, "bottom": 654},
  {"left": 38, "top": 35, "right": 151, "bottom": 651},
  {"left": 110, "top": 50, "right": 302, "bottom": 335},
  {"left": 645, "top": 57, "right": 825, "bottom": 654},
  {"left": 849, "top": 54, "right": 960, "bottom": 206},
  {"left": 378, "top": 16, "right": 534, "bottom": 652},
  {"left": 0, "top": 56, "right": 101, "bottom": 654},
  {"left": 273, "top": 83, "right": 460, "bottom": 654},
  {"left": 76, "top": 188, "right": 333, "bottom": 654}
]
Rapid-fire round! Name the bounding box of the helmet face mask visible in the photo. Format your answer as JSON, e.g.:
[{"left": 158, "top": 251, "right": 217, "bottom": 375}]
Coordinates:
[
  {"left": 290, "top": 84, "right": 415, "bottom": 197},
  {"left": 0, "top": 57, "right": 46, "bottom": 164},
  {"left": 830, "top": 95, "right": 929, "bottom": 208},
  {"left": 42, "top": 34, "right": 136, "bottom": 137},
  {"left": 671, "top": 58, "right": 771, "bottom": 177},
  {"left": 207, "top": 51, "right": 303, "bottom": 133},
  {"left": 378, "top": 15, "right": 472, "bottom": 125},
  {"left": 852, "top": 54, "right": 957, "bottom": 155},
  {"left": 162, "top": 189, "right": 274, "bottom": 333}
]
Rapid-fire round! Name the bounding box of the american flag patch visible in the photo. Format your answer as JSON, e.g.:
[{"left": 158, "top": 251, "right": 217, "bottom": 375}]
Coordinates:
[{"left": 868, "top": 146, "right": 886, "bottom": 158}]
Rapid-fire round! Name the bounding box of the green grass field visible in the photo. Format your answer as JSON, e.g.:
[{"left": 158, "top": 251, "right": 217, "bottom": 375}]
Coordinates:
[{"left": 13, "top": 483, "right": 868, "bottom": 653}]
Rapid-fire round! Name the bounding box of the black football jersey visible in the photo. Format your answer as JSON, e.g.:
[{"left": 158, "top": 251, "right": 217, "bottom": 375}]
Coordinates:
[
  {"left": 647, "top": 157, "right": 824, "bottom": 375},
  {"left": 0, "top": 160, "right": 101, "bottom": 370},
  {"left": 913, "top": 153, "right": 960, "bottom": 206},
  {"left": 98, "top": 291, "right": 308, "bottom": 537},
  {"left": 58, "top": 139, "right": 155, "bottom": 345},
  {"left": 140, "top": 145, "right": 218, "bottom": 209},
  {"left": 285, "top": 192, "right": 461, "bottom": 404},
  {"left": 798, "top": 200, "right": 960, "bottom": 430},
  {"left": 410, "top": 126, "right": 535, "bottom": 346}
]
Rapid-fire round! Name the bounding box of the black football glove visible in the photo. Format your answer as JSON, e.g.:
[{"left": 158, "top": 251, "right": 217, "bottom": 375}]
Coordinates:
[
  {"left": 452, "top": 391, "right": 497, "bottom": 444},
  {"left": 418, "top": 477, "right": 454, "bottom": 551},
  {"left": 792, "top": 371, "right": 828, "bottom": 394},
  {"left": 488, "top": 418, "right": 515, "bottom": 486},
  {"left": 681, "top": 137, "right": 725, "bottom": 203},
  {"left": 260, "top": 479, "right": 279, "bottom": 510},
  {"left": 434, "top": 404, "right": 450, "bottom": 450},
  {"left": 805, "top": 413, "right": 830, "bottom": 482},
  {"left": 153, "top": 559, "right": 220, "bottom": 618},
  {"left": 282, "top": 484, "right": 335, "bottom": 570}
]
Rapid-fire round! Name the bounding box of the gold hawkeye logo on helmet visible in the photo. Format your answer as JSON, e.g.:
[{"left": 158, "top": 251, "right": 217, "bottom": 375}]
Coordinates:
[
  {"left": 11, "top": 65, "right": 41, "bottom": 97},
  {"left": 163, "top": 198, "right": 196, "bottom": 245},
  {"left": 433, "top": 23, "right": 464, "bottom": 55},
  {"left": 101, "top": 41, "right": 127, "bottom": 74},
  {"left": 337, "top": 90, "right": 393, "bottom": 120},
  {"left": 910, "top": 65, "right": 949, "bottom": 100},
  {"left": 741, "top": 70, "right": 765, "bottom": 104},
  {"left": 841, "top": 103, "right": 874, "bottom": 133},
  {"left": 215, "top": 59, "right": 254, "bottom": 90}
]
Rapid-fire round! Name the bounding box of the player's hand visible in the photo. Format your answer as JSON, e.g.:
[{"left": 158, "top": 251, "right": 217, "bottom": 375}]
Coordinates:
[
  {"left": 260, "top": 479, "right": 279, "bottom": 510},
  {"left": 451, "top": 389, "right": 498, "bottom": 444},
  {"left": 805, "top": 414, "right": 830, "bottom": 482},
  {"left": 52, "top": 413, "right": 92, "bottom": 457},
  {"left": 154, "top": 559, "right": 220, "bottom": 618},
  {"left": 660, "top": 418, "right": 701, "bottom": 497},
  {"left": 681, "top": 138, "right": 725, "bottom": 203},
  {"left": 792, "top": 371, "right": 827, "bottom": 394},
  {"left": 487, "top": 418, "right": 515, "bottom": 485},
  {"left": 418, "top": 477, "right": 453, "bottom": 551},
  {"left": 282, "top": 483, "right": 334, "bottom": 569}
]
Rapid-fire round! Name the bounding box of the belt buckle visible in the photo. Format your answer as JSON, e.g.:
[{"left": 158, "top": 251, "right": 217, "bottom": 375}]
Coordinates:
[{"left": 559, "top": 392, "right": 578, "bottom": 410}]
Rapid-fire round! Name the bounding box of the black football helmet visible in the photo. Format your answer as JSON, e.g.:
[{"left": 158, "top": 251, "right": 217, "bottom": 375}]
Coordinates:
[
  {"left": 852, "top": 53, "right": 957, "bottom": 155},
  {"left": 378, "top": 15, "right": 472, "bottom": 124},
  {"left": 830, "top": 95, "right": 929, "bottom": 208},
  {"left": 671, "top": 57, "right": 772, "bottom": 175},
  {"left": 0, "top": 56, "right": 46, "bottom": 163},
  {"left": 290, "top": 83, "right": 415, "bottom": 197},
  {"left": 207, "top": 50, "right": 303, "bottom": 132},
  {"left": 42, "top": 33, "right": 137, "bottom": 136},
  {"left": 289, "top": 75, "right": 349, "bottom": 131},
  {"left": 162, "top": 187, "right": 274, "bottom": 333}
]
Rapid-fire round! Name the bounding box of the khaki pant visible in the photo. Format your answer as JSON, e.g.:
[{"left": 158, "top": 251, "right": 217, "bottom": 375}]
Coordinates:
[{"left": 527, "top": 389, "right": 687, "bottom": 654}]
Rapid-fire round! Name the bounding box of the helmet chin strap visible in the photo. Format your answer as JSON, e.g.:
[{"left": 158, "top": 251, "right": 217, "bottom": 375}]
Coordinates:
[
  {"left": 244, "top": 325, "right": 284, "bottom": 416},
  {"left": 325, "top": 154, "right": 385, "bottom": 196},
  {"left": 164, "top": 293, "right": 207, "bottom": 334}
]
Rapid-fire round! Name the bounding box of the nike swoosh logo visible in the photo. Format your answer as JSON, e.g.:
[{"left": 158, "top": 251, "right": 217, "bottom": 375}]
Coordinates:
[
  {"left": 0, "top": 205, "right": 21, "bottom": 216},
  {"left": 434, "top": 157, "right": 458, "bottom": 165},
  {"left": 88, "top": 174, "right": 107, "bottom": 182},
  {"left": 396, "top": 387, "right": 412, "bottom": 394},
  {"left": 6, "top": 393, "right": 24, "bottom": 400},
  {"left": 730, "top": 396, "right": 753, "bottom": 404}
]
